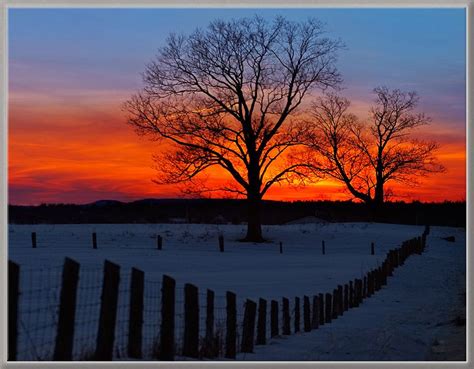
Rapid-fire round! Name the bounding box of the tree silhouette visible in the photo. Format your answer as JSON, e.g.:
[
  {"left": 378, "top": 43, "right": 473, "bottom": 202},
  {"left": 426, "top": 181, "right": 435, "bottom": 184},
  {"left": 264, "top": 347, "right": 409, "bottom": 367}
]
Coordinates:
[
  {"left": 124, "top": 16, "right": 342, "bottom": 241},
  {"left": 307, "top": 87, "right": 445, "bottom": 213}
]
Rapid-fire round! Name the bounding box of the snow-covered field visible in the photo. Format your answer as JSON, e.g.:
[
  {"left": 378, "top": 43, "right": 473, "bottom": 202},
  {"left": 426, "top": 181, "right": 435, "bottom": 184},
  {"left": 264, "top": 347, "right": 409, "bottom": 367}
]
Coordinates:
[{"left": 8, "top": 222, "right": 466, "bottom": 361}]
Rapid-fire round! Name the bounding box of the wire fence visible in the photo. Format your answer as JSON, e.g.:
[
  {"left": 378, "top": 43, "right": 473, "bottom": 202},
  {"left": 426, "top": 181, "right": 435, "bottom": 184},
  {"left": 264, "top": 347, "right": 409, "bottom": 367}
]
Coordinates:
[{"left": 8, "top": 227, "right": 429, "bottom": 361}]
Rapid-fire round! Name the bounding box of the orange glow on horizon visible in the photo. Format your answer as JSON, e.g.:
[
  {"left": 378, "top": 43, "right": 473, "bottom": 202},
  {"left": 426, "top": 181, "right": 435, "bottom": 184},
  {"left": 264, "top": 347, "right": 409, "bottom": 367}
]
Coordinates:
[{"left": 8, "top": 91, "right": 466, "bottom": 205}]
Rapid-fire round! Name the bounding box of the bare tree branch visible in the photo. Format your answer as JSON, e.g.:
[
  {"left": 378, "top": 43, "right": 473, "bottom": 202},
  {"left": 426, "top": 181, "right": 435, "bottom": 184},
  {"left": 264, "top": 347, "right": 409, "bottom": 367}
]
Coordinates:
[{"left": 124, "top": 15, "right": 342, "bottom": 241}]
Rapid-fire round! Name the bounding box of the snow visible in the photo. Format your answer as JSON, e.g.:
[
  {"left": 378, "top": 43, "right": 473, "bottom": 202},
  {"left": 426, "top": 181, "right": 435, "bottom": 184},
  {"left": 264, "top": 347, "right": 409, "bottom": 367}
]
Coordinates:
[{"left": 8, "top": 222, "right": 465, "bottom": 361}]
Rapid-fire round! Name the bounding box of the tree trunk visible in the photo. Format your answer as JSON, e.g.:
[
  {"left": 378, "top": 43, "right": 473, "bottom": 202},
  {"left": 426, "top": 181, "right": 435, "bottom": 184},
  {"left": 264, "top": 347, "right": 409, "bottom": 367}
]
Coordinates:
[
  {"left": 374, "top": 182, "right": 384, "bottom": 205},
  {"left": 372, "top": 178, "right": 384, "bottom": 221},
  {"left": 242, "top": 195, "right": 264, "bottom": 243}
]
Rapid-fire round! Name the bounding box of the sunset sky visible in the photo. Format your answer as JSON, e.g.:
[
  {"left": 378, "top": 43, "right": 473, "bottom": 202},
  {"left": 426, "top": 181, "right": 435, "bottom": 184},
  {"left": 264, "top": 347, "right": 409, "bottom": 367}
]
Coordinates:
[{"left": 8, "top": 8, "right": 466, "bottom": 205}]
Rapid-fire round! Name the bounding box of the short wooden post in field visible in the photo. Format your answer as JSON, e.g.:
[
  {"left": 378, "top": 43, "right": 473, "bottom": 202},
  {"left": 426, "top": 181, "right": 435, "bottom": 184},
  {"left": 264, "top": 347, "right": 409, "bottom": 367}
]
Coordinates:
[
  {"left": 282, "top": 297, "right": 291, "bottom": 335},
  {"left": 311, "top": 295, "right": 319, "bottom": 329},
  {"left": 318, "top": 293, "right": 325, "bottom": 325},
  {"left": 371, "top": 242, "right": 375, "bottom": 255},
  {"left": 279, "top": 241, "right": 283, "bottom": 254},
  {"left": 322, "top": 240, "right": 325, "bottom": 255},
  {"left": 160, "top": 275, "right": 176, "bottom": 360},
  {"left": 225, "top": 291, "right": 237, "bottom": 359},
  {"left": 54, "top": 258, "right": 80, "bottom": 361},
  {"left": 205, "top": 289, "right": 215, "bottom": 357},
  {"left": 294, "top": 297, "right": 300, "bottom": 333},
  {"left": 8, "top": 261, "right": 20, "bottom": 361},
  {"left": 325, "top": 293, "right": 332, "bottom": 323},
  {"left": 92, "top": 232, "right": 98, "bottom": 249},
  {"left": 128, "top": 267, "right": 144, "bottom": 359},
  {"left": 270, "top": 300, "right": 279, "bottom": 337},
  {"left": 157, "top": 235, "right": 162, "bottom": 250},
  {"left": 303, "top": 295, "right": 311, "bottom": 332},
  {"left": 219, "top": 235, "right": 224, "bottom": 252},
  {"left": 241, "top": 299, "right": 257, "bottom": 353},
  {"left": 31, "top": 232, "right": 37, "bottom": 248},
  {"left": 95, "top": 260, "right": 120, "bottom": 361},
  {"left": 256, "top": 298, "right": 267, "bottom": 345},
  {"left": 183, "top": 283, "right": 199, "bottom": 358}
]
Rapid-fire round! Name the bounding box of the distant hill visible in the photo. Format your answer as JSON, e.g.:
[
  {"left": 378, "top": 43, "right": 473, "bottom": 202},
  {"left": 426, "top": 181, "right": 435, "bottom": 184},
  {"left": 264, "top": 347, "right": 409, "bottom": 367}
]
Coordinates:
[{"left": 8, "top": 199, "right": 465, "bottom": 227}]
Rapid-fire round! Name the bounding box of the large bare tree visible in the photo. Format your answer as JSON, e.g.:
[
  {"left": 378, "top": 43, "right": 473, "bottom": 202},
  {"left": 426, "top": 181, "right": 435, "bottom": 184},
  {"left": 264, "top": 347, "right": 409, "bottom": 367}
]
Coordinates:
[
  {"left": 307, "top": 87, "right": 445, "bottom": 213},
  {"left": 124, "top": 16, "right": 342, "bottom": 241}
]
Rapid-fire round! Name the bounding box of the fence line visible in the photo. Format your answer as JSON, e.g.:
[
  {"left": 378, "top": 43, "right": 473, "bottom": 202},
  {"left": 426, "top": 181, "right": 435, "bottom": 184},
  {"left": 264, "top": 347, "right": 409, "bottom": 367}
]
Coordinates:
[{"left": 9, "top": 226, "right": 430, "bottom": 361}]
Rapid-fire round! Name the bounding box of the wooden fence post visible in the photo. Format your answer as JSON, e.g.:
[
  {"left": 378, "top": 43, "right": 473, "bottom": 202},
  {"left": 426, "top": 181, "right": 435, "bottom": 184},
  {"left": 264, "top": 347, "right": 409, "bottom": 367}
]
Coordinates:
[
  {"left": 318, "top": 293, "right": 325, "bottom": 325},
  {"left": 332, "top": 289, "right": 338, "bottom": 319},
  {"left": 225, "top": 291, "right": 237, "bottom": 359},
  {"left": 322, "top": 240, "right": 325, "bottom": 255},
  {"left": 95, "top": 260, "right": 120, "bottom": 360},
  {"left": 343, "top": 284, "right": 349, "bottom": 311},
  {"left": 394, "top": 249, "right": 399, "bottom": 268},
  {"left": 282, "top": 298, "right": 290, "bottom": 335},
  {"left": 303, "top": 296, "right": 311, "bottom": 332},
  {"left": 375, "top": 268, "right": 381, "bottom": 291},
  {"left": 349, "top": 281, "right": 354, "bottom": 308},
  {"left": 128, "top": 267, "right": 144, "bottom": 359},
  {"left": 271, "top": 300, "right": 279, "bottom": 337},
  {"left": 205, "top": 289, "right": 215, "bottom": 357},
  {"left": 362, "top": 277, "right": 367, "bottom": 299},
  {"left": 92, "top": 232, "right": 97, "bottom": 249},
  {"left": 31, "top": 232, "right": 37, "bottom": 248},
  {"left": 157, "top": 235, "right": 162, "bottom": 250},
  {"left": 311, "top": 295, "right": 319, "bottom": 329},
  {"left": 241, "top": 300, "right": 257, "bottom": 353},
  {"left": 54, "top": 258, "right": 80, "bottom": 360},
  {"left": 388, "top": 251, "right": 394, "bottom": 271},
  {"left": 325, "top": 293, "right": 332, "bottom": 323},
  {"left": 367, "top": 271, "right": 373, "bottom": 296},
  {"left": 8, "top": 261, "right": 20, "bottom": 361},
  {"left": 337, "top": 285, "right": 343, "bottom": 316},
  {"left": 160, "top": 275, "right": 176, "bottom": 360},
  {"left": 219, "top": 235, "right": 224, "bottom": 252},
  {"left": 294, "top": 297, "right": 300, "bottom": 333},
  {"left": 256, "top": 298, "right": 267, "bottom": 345},
  {"left": 353, "top": 279, "right": 360, "bottom": 307},
  {"left": 183, "top": 283, "right": 199, "bottom": 358},
  {"left": 381, "top": 264, "right": 387, "bottom": 286}
]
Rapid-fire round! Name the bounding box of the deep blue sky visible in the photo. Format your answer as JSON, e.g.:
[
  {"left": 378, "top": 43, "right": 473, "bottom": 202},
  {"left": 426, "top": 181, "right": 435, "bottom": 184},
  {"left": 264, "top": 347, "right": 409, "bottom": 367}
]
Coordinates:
[{"left": 9, "top": 8, "right": 466, "bottom": 120}]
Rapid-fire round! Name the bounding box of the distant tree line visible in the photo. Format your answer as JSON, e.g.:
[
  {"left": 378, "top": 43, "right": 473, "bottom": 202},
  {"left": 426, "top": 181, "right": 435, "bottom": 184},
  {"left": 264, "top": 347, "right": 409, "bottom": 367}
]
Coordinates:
[{"left": 8, "top": 199, "right": 465, "bottom": 228}]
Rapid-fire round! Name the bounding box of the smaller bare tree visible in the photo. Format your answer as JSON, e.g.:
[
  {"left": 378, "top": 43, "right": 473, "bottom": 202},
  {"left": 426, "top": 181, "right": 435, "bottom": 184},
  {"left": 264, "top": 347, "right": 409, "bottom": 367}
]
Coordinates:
[{"left": 307, "top": 87, "right": 445, "bottom": 212}]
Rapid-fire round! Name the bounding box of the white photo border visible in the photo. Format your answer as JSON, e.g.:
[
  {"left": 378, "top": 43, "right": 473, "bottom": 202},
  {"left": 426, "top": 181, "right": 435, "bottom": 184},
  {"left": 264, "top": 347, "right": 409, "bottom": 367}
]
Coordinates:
[{"left": 0, "top": 1, "right": 471, "bottom": 368}]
